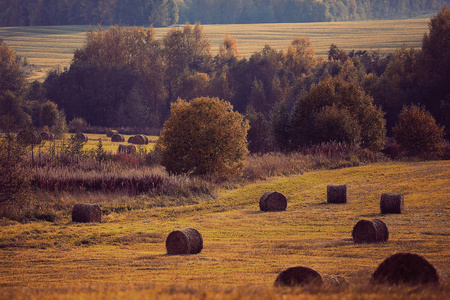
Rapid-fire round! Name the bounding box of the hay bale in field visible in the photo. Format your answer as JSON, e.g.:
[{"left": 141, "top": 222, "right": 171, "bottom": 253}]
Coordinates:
[
  {"left": 127, "top": 136, "right": 136, "bottom": 144},
  {"left": 141, "top": 134, "right": 149, "bottom": 145},
  {"left": 166, "top": 228, "right": 203, "bottom": 255},
  {"left": 118, "top": 144, "right": 136, "bottom": 154},
  {"left": 371, "top": 253, "right": 439, "bottom": 286},
  {"left": 274, "top": 266, "right": 323, "bottom": 287},
  {"left": 75, "top": 132, "right": 88, "bottom": 142},
  {"left": 380, "top": 193, "right": 404, "bottom": 214},
  {"left": 17, "top": 130, "right": 41, "bottom": 145},
  {"left": 352, "top": 219, "right": 389, "bottom": 243},
  {"left": 106, "top": 129, "right": 119, "bottom": 137},
  {"left": 132, "top": 135, "right": 146, "bottom": 145},
  {"left": 39, "top": 131, "right": 53, "bottom": 141},
  {"left": 259, "top": 191, "right": 287, "bottom": 212},
  {"left": 111, "top": 133, "right": 125, "bottom": 142},
  {"left": 327, "top": 184, "right": 347, "bottom": 204},
  {"left": 72, "top": 203, "right": 102, "bottom": 223}
]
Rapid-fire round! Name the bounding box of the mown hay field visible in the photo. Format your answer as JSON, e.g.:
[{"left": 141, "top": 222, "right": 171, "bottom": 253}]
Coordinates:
[
  {"left": 0, "top": 161, "right": 449, "bottom": 299},
  {"left": 0, "top": 18, "right": 430, "bottom": 81}
]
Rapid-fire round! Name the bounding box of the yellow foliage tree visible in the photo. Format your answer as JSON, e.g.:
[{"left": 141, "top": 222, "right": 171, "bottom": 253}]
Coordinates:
[{"left": 159, "top": 97, "right": 249, "bottom": 177}]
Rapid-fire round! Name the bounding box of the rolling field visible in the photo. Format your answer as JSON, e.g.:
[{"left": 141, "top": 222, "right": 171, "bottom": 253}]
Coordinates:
[
  {"left": 0, "top": 18, "right": 430, "bottom": 81},
  {"left": 0, "top": 161, "right": 449, "bottom": 299}
]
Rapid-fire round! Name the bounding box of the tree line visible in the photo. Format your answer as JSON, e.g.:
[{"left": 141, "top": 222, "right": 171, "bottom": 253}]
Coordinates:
[
  {"left": 0, "top": 0, "right": 448, "bottom": 27},
  {"left": 1, "top": 7, "right": 450, "bottom": 156}
]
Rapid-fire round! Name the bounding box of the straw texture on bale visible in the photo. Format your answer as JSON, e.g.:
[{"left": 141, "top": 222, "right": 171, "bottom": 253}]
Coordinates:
[
  {"left": 380, "top": 193, "right": 404, "bottom": 214},
  {"left": 352, "top": 219, "right": 389, "bottom": 243},
  {"left": 118, "top": 144, "right": 136, "bottom": 154},
  {"left": 327, "top": 184, "right": 347, "bottom": 204},
  {"left": 17, "top": 130, "right": 41, "bottom": 145},
  {"left": 72, "top": 203, "right": 102, "bottom": 223},
  {"left": 166, "top": 228, "right": 203, "bottom": 255},
  {"left": 371, "top": 253, "right": 440, "bottom": 286},
  {"left": 39, "top": 131, "right": 53, "bottom": 141},
  {"left": 75, "top": 132, "right": 88, "bottom": 142},
  {"left": 106, "top": 130, "right": 119, "bottom": 137},
  {"left": 111, "top": 134, "right": 125, "bottom": 142},
  {"left": 274, "top": 266, "right": 323, "bottom": 287},
  {"left": 259, "top": 191, "right": 287, "bottom": 211}
]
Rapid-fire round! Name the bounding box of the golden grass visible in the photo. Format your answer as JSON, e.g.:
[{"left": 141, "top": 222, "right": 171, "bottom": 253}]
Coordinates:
[
  {"left": 0, "top": 160, "right": 449, "bottom": 299},
  {"left": 0, "top": 18, "right": 430, "bottom": 81}
]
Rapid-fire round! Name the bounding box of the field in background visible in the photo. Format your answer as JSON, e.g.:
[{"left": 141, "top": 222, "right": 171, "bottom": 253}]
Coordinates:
[
  {"left": 0, "top": 161, "right": 449, "bottom": 299},
  {"left": 0, "top": 18, "right": 430, "bottom": 81}
]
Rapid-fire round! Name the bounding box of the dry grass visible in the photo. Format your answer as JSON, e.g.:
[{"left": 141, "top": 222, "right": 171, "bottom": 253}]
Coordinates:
[
  {"left": 0, "top": 160, "right": 449, "bottom": 299},
  {"left": 0, "top": 18, "right": 429, "bottom": 81}
]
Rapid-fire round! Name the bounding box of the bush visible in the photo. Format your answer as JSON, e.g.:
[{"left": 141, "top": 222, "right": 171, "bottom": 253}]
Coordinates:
[
  {"left": 393, "top": 104, "right": 445, "bottom": 159},
  {"left": 159, "top": 97, "right": 249, "bottom": 178}
]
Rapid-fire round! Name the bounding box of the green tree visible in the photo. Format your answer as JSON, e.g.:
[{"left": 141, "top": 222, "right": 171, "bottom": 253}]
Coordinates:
[
  {"left": 39, "top": 100, "right": 59, "bottom": 127},
  {"left": 0, "top": 43, "right": 27, "bottom": 98},
  {"left": 393, "top": 104, "right": 445, "bottom": 158},
  {"left": 294, "top": 77, "right": 386, "bottom": 151},
  {"left": 159, "top": 97, "right": 249, "bottom": 177}
]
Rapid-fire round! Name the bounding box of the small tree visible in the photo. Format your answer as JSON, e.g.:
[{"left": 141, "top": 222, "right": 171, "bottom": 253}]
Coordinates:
[
  {"left": 393, "top": 104, "right": 445, "bottom": 158},
  {"left": 159, "top": 97, "right": 249, "bottom": 177},
  {"left": 39, "top": 100, "right": 59, "bottom": 127}
]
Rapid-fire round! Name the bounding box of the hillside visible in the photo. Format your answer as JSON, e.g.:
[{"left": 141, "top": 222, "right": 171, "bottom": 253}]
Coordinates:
[{"left": 0, "top": 161, "right": 449, "bottom": 298}]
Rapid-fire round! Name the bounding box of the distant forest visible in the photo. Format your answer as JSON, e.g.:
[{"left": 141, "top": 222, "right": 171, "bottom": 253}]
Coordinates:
[{"left": 0, "top": 0, "right": 449, "bottom": 27}]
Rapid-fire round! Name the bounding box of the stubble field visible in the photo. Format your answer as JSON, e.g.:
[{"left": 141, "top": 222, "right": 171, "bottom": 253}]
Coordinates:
[{"left": 0, "top": 160, "right": 449, "bottom": 299}]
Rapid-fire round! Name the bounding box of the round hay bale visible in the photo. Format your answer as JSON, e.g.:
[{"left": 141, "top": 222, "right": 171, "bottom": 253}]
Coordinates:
[
  {"left": 259, "top": 191, "right": 287, "bottom": 212},
  {"left": 132, "top": 135, "right": 146, "bottom": 145},
  {"left": 72, "top": 203, "right": 102, "bottom": 223},
  {"left": 75, "top": 132, "right": 88, "bottom": 142},
  {"left": 106, "top": 129, "right": 119, "bottom": 137},
  {"left": 166, "top": 228, "right": 203, "bottom": 255},
  {"left": 274, "top": 266, "right": 323, "bottom": 287},
  {"left": 118, "top": 144, "right": 136, "bottom": 154},
  {"left": 380, "top": 193, "right": 404, "bottom": 214},
  {"left": 327, "top": 184, "right": 347, "bottom": 204},
  {"left": 352, "top": 219, "right": 389, "bottom": 243},
  {"left": 371, "top": 253, "right": 439, "bottom": 286},
  {"left": 39, "top": 131, "right": 53, "bottom": 141},
  {"left": 17, "top": 130, "right": 41, "bottom": 145},
  {"left": 127, "top": 136, "right": 136, "bottom": 144},
  {"left": 141, "top": 134, "right": 149, "bottom": 145},
  {"left": 111, "top": 134, "right": 125, "bottom": 142}
]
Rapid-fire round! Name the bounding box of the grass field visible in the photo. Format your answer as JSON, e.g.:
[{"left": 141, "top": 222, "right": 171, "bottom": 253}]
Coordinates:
[
  {"left": 0, "top": 18, "right": 430, "bottom": 81},
  {"left": 0, "top": 160, "right": 449, "bottom": 299}
]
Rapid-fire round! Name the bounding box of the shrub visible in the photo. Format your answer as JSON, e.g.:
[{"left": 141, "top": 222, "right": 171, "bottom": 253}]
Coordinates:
[
  {"left": 68, "top": 117, "right": 88, "bottom": 132},
  {"left": 393, "top": 104, "right": 445, "bottom": 158},
  {"left": 159, "top": 97, "right": 249, "bottom": 178}
]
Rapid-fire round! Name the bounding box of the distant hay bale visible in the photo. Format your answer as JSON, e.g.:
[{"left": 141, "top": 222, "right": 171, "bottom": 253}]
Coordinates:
[
  {"left": 39, "top": 131, "right": 53, "bottom": 141},
  {"left": 327, "top": 184, "right": 347, "bottom": 204},
  {"left": 352, "top": 219, "right": 389, "bottom": 243},
  {"left": 72, "top": 203, "right": 102, "bottom": 223},
  {"left": 259, "top": 191, "right": 288, "bottom": 212},
  {"left": 166, "top": 228, "right": 203, "bottom": 255},
  {"left": 141, "top": 134, "right": 149, "bottom": 145},
  {"left": 132, "top": 135, "right": 146, "bottom": 145},
  {"left": 75, "top": 132, "right": 88, "bottom": 142},
  {"left": 111, "top": 133, "right": 125, "bottom": 142},
  {"left": 274, "top": 266, "right": 323, "bottom": 287},
  {"left": 323, "top": 274, "right": 348, "bottom": 287},
  {"left": 127, "top": 136, "right": 136, "bottom": 144},
  {"left": 17, "top": 130, "right": 41, "bottom": 145},
  {"left": 106, "top": 129, "right": 119, "bottom": 137},
  {"left": 380, "top": 193, "right": 404, "bottom": 214},
  {"left": 118, "top": 144, "right": 136, "bottom": 154},
  {"left": 371, "top": 253, "right": 440, "bottom": 286}
]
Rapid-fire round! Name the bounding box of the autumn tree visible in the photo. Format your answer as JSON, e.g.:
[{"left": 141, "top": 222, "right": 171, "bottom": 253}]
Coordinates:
[
  {"left": 284, "top": 37, "right": 317, "bottom": 78},
  {"left": 159, "top": 97, "right": 249, "bottom": 177},
  {"left": 393, "top": 104, "right": 445, "bottom": 158},
  {"left": 39, "top": 100, "right": 59, "bottom": 127}
]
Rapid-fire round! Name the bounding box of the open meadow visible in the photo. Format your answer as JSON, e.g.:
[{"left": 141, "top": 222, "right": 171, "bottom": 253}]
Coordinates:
[
  {"left": 0, "top": 18, "right": 430, "bottom": 81},
  {"left": 0, "top": 160, "right": 449, "bottom": 299}
]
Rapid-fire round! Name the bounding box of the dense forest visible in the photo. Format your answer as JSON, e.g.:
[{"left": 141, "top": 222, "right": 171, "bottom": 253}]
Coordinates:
[{"left": 0, "top": 0, "right": 448, "bottom": 27}]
